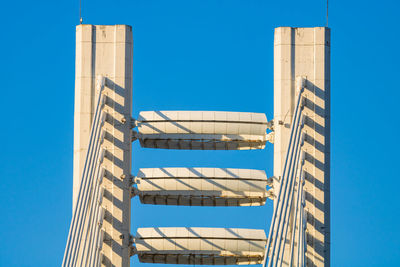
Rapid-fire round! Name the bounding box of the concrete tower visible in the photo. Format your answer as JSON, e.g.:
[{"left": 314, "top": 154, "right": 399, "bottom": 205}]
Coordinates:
[
  {"left": 73, "top": 24, "right": 133, "bottom": 266},
  {"left": 273, "top": 27, "right": 330, "bottom": 266},
  {"left": 69, "top": 23, "right": 329, "bottom": 267}
]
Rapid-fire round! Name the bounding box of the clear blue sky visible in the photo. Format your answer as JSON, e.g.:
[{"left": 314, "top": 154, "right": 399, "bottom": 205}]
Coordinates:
[{"left": 0, "top": 0, "right": 399, "bottom": 266}]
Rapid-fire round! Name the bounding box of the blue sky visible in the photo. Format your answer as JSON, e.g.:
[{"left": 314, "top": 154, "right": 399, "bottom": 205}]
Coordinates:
[{"left": 0, "top": 0, "right": 399, "bottom": 266}]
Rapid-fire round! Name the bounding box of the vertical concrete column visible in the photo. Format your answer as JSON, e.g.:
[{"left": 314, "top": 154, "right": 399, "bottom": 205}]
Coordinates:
[
  {"left": 273, "top": 27, "right": 330, "bottom": 267},
  {"left": 74, "top": 25, "right": 133, "bottom": 267},
  {"left": 74, "top": 25, "right": 94, "bottom": 210}
]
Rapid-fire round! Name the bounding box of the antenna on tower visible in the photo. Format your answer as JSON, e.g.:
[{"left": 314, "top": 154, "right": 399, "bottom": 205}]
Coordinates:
[
  {"left": 326, "top": 0, "right": 329, "bottom": 27},
  {"left": 79, "top": 0, "right": 83, "bottom": 24}
]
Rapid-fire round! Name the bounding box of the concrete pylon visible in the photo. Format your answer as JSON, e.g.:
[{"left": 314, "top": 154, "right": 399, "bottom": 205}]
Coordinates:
[
  {"left": 273, "top": 27, "right": 330, "bottom": 266},
  {"left": 74, "top": 25, "right": 133, "bottom": 267}
]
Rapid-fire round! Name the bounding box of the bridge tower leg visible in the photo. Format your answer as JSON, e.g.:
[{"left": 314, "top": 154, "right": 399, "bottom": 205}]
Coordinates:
[
  {"left": 74, "top": 24, "right": 133, "bottom": 267},
  {"left": 273, "top": 27, "right": 330, "bottom": 266}
]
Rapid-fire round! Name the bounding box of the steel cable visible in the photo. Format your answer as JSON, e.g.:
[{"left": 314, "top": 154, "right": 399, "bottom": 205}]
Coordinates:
[
  {"left": 263, "top": 88, "right": 304, "bottom": 267},
  {"left": 62, "top": 77, "right": 105, "bottom": 266}
]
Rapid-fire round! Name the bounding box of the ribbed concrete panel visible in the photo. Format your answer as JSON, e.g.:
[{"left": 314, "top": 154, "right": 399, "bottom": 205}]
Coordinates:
[
  {"left": 136, "top": 111, "right": 268, "bottom": 150},
  {"left": 135, "top": 168, "right": 272, "bottom": 206},
  {"left": 134, "top": 227, "right": 267, "bottom": 265}
]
